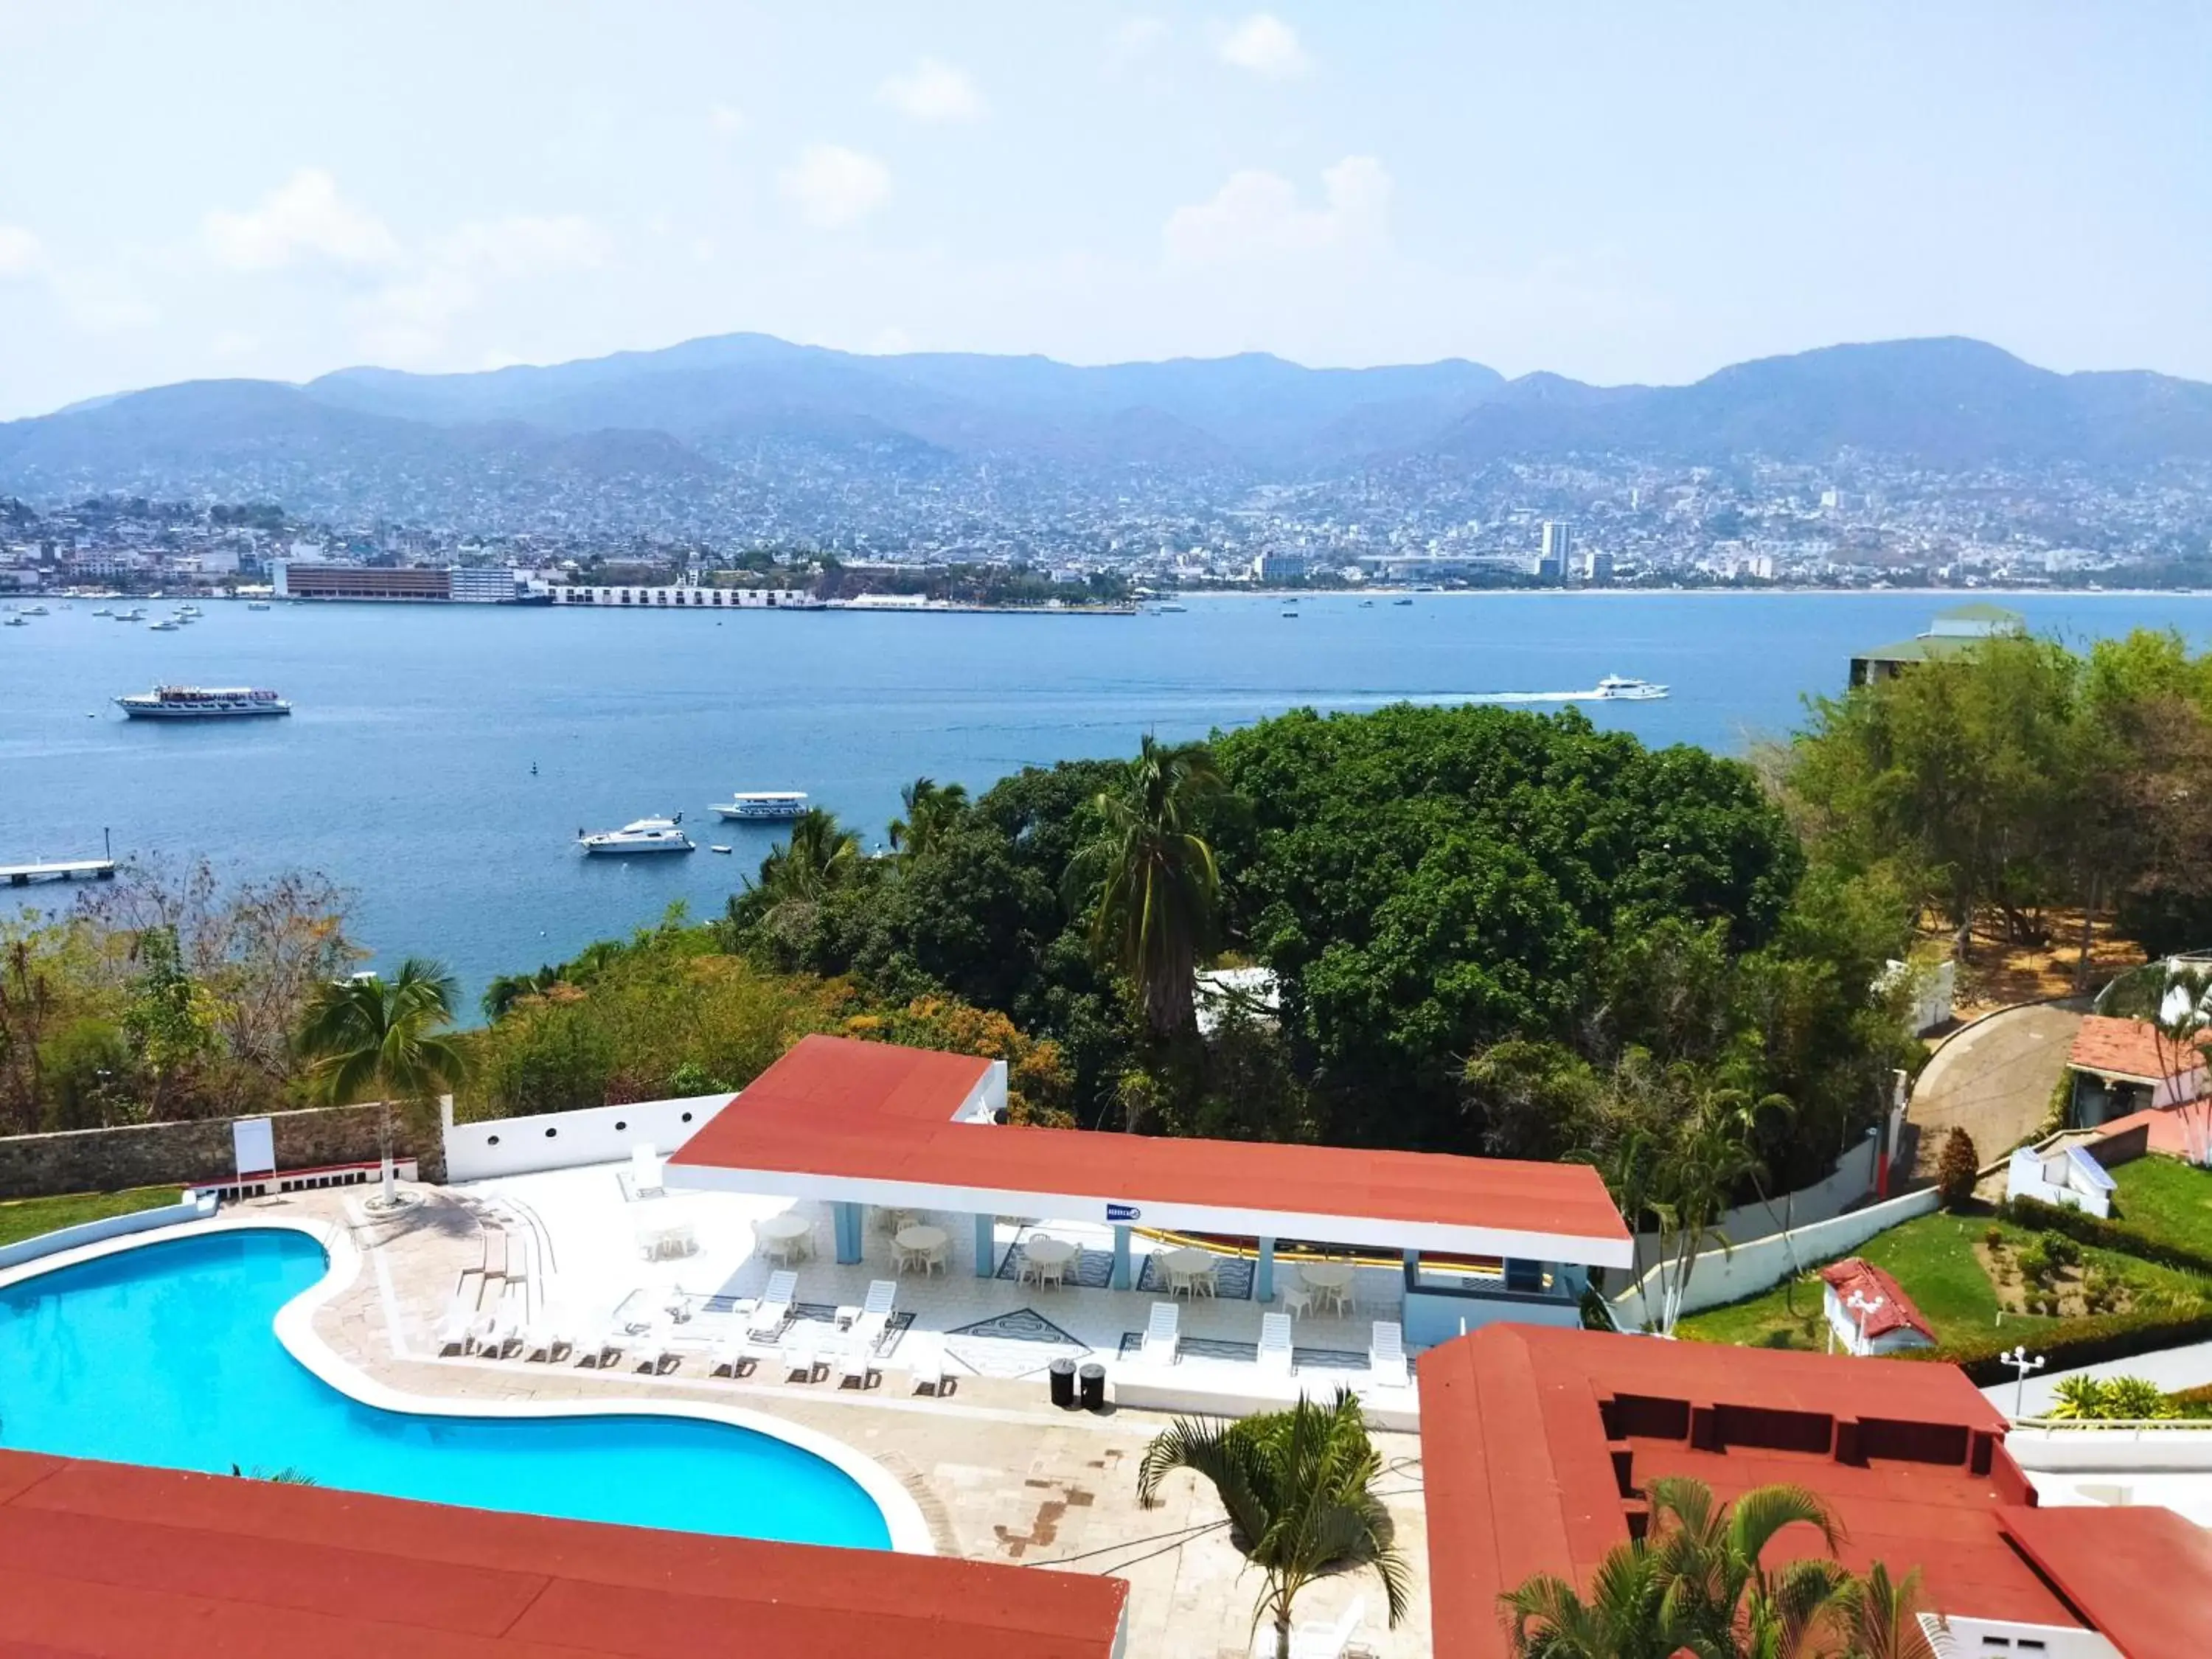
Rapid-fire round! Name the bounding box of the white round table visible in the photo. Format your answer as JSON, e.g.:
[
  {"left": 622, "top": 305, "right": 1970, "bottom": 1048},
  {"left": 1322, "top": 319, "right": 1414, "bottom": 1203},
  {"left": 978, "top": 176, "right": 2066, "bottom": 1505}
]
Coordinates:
[
  {"left": 756, "top": 1213, "right": 813, "bottom": 1262},
  {"left": 1162, "top": 1246, "right": 1220, "bottom": 1298},
  {"left": 1298, "top": 1259, "right": 1354, "bottom": 1313},
  {"left": 895, "top": 1224, "right": 949, "bottom": 1276},
  {"left": 1022, "top": 1236, "right": 1077, "bottom": 1287}
]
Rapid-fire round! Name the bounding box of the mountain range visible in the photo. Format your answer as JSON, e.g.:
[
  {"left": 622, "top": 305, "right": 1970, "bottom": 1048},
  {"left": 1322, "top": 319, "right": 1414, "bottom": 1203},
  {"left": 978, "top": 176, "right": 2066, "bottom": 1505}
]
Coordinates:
[{"left": 4, "top": 334, "right": 2211, "bottom": 524}]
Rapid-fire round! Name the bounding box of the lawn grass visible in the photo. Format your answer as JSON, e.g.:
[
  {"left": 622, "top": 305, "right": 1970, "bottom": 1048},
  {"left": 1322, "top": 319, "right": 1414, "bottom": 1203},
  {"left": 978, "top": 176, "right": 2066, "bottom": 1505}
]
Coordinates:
[
  {"left": 1674, "top": 1208, "right": 2210, "bottom": 1352},
  {"left": 0, "top": 1187, "right": 181, "bottom": 1250},
  {"left": 2112, "top": 1155, "right": 2212, "bottom": 1256}
]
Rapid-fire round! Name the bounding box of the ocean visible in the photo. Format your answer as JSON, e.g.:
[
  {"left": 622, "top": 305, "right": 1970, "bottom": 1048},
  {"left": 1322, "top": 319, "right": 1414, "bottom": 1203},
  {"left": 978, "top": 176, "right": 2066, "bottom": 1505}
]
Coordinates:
[{"left": 5, "top": 589, "right": 2209, "bottom": 1000}]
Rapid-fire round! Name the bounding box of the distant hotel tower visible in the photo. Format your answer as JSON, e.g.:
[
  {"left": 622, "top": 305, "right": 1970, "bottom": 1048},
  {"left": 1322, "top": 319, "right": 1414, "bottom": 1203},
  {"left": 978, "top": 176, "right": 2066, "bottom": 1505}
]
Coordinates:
[{"left": 1537, "top": 520, "right": 1575, "bottom": 581}]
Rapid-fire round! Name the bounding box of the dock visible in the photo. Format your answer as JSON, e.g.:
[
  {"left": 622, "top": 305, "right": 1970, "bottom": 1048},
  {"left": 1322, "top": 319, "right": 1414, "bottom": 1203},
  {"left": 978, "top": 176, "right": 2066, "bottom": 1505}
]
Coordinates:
[{"left": 2, "top": 858, "right": 116, "bottom": 886}]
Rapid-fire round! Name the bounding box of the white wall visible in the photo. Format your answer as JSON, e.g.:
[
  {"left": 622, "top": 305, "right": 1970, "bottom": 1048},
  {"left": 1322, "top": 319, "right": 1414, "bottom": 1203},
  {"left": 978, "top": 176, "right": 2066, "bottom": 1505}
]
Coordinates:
[
  {"left": 1633, "top": 1130, "right": 1878, "bottom": 1262},
  {"left": 2006, "top": 1148, "right": 2113, "bottom": 1218},
  {"left": 1612, "top": 1186, "right": 1942, "bottom": 1326},
  {"left": 442, "top": 1093, "right": 734, "bottom": 1183},
  {"left": 2007, "top": 1425, "right": 2212, "bottom": 1472}
]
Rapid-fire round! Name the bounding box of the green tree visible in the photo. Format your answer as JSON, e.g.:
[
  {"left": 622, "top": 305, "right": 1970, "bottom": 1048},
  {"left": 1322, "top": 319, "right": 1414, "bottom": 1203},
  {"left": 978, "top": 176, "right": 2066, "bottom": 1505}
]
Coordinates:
[
  {"left": 1063, "top": 736, "right": 1229, "bottom": 1037},
  {"left": 1935, "top": 1127, "right": 1980, "bottom": 1211},
  {"left": 888, "top": 776, "right": 970, "bottom": 860},
  {"left": 296, "top": 959, "right": 468, "bottom": 1207},
  {"left": 1137, "top": 1389, "right": 1410, "bottom": 1659},
  {"left": 121, "top": 926, "right": 219, "bottom": 1121}
]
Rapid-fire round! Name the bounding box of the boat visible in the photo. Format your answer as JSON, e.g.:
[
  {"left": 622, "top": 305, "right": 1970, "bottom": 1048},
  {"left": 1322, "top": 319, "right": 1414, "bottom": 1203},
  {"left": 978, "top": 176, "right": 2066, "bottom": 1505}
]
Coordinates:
[
  {"left": 1, "top": 616, "right": 25, "bottom": 628},
  {"left": 21, "top": 605, "right": 48, "bottom": 616},
  {"left": 578, "top": 816, "right": 694, "bottom": 855},
  {"left": 147, "top": 619, "right": 181, "bottom": 631},
  {"left": 116, "top": 608, "right": 146, "bottom": 622},
  {"left": 1281, "top": 608, "right": 1299, "bottom": 619},
  {"left": 1158, "top": 602, "right": 1189, "bottom": 613},
  {"left": 1592, "top": 675, "right": 1669, "bottom": 701},
  {"left": 1391, "top": 598, "right": 1414, "bottom": 607},
  {"left": 247, "top": 602, "right": 272, "bottom": 611},
  {"left": 712, "top": 790, "right": 809, "bottom": 822},
  {"left": 709, "top": 844, "right": 733, "bottom": 855},
  {"left": 114, "top": 686, "right": 291, "bottom": 719},
  {"left": 176, "top": 605, "right": 201, "bottom": 616},
  {"left": 1359, "top": 599, "right": 1375, "bottom": 608},
  {"left": 91, "top": 608, "right": 113, "bottom": 617}
]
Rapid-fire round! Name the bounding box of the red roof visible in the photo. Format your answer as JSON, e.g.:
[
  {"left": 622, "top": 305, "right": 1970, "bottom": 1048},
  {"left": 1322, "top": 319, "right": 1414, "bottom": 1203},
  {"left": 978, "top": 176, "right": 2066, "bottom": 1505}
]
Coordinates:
[
  {"left": 0, "top": 1448, "right": 1127, "bottom": 1658},
  {"left": 1998, "top": 1503, "right": 2212, "bottom": 1659},
  {"left": 2069, "top": 1015, "right": 2201, "bottom": 1085},
  {"left": 1417, "top": 1326, "right": 2077, "bottom": 1659},
  {"left": 1818, "top": 1257, "right": 1935, "bottom": 1343},
  {"left": 672, "top": 1036, "right": 1630, "bottom": 1260}
]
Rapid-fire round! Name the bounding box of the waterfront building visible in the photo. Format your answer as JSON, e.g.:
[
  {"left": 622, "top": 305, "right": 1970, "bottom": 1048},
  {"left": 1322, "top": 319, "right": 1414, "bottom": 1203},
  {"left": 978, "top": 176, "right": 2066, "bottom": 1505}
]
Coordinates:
[
  {"left": 1537, "top": 521, "right": 1574, "bottom": 581},
  {"left": 449, "top": 566, "right": 525, "bottom": 603},
  {"left": 1848, "top": 602, "right": 2025, "bottom": 686},
  {"left": 274, "top": 561, "right": 450, "bottom": 602}
]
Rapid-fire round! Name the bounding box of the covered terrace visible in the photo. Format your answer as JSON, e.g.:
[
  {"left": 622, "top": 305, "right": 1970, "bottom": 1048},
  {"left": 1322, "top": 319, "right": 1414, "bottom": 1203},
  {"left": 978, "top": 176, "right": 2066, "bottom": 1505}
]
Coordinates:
[{"left": 659, "top": 1036, "right": 1631, "bottom": 1413}]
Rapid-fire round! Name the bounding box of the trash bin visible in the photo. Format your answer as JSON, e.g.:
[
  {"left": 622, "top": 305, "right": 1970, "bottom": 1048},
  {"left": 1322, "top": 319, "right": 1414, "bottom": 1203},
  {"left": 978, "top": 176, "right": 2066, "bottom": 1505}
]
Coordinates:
[
  {"left": 1078, "top": 1361, "right": 1107, "bottom": 1411},
  {"left": 1048, "top": 1357, "right": 1077, "bottom": 1409}
]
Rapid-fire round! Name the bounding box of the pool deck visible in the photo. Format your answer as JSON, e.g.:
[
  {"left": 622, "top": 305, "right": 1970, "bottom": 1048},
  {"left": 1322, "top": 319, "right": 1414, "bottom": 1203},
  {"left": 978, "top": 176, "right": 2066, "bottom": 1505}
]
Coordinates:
[{"left": 262, "top": 1171, "right": 1433, "bottom": 1659}]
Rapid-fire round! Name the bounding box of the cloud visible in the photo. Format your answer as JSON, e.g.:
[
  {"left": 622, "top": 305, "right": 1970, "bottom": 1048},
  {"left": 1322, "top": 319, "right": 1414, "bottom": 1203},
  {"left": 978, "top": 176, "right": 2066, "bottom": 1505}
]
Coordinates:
[
  {"left": 437, "top": 215, "right": 608, "bottom": 277},
  {"left": 779, "top": 145, "right": 892, "bottom": 229},
  {"left": 1164, "top": 156, "right": 1390, "bottom": 265},
  {"left": 0, "top": 225, "right": 44, "bottom": 277},
  {"left": 707, "top": 103, "right": 745, "bottom": 136},
  {"left": 352, "top": 214, "right": 609, "bottom": 363},
  {"left": 1218, "top": 13, "right": 1309, "bottom": 79},
  {"left": 879, "top": 58, "right": 984, "bottom": 123},
  {"left": 202, "top": 169, "right": 400, "bottom": 271}
]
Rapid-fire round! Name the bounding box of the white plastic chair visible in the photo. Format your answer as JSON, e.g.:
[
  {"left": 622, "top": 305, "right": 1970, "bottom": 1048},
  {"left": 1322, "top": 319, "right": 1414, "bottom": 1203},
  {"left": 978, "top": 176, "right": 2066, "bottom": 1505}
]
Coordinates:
[
  {"left": 909, "top": 1337, "right": 950, "bottom": 1397},
  {"left": 628, "top": 1142, "right": 664, "bottom": 1199},
  {"left": 1368, "top": 1321, "right": 1408, "bottom": 1388},
  {"left": 1258, "top": 1312, "right": 1295, "bottom": 1377},
  {"left": 631, "top": 1318, "right": 679, "bottom": 1375},
  {"left": 1141, "top": 1301, "right": 1180, "bottom": 1365},
  {"left": 781, "top": 1327, "right": 820, "bottom": 1382},
  {"left": 1279, "top": 1270, "right": 1316, "bottom": 1320},
  {"left": 434, "top": 1295, "right": 476, "bottom": 1356},
  {"left": 838, "top": 1335, "right": 876, "bottom": 1389},
  {"left": 747, "top": 1270, "right": 798, "bottom": 1337},
  {"left": 1259, "top": 1597, "right": 1366, "bottom": 1659}
]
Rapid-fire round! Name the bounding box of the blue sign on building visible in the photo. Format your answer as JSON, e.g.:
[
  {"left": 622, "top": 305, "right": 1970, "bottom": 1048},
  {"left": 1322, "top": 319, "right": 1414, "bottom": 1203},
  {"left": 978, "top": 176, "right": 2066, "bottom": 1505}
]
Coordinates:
[{"left": 1105, "top": 1203, "right": 1141, "bottom": 1223}]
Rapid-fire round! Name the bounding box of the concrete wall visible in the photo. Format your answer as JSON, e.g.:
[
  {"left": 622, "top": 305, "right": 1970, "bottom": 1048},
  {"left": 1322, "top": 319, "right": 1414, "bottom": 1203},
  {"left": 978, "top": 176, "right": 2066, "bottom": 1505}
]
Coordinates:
[
  {"left": 1612, "top": 1186, "right": 1943, "bottom": 1326},
  {"left": 2006, "top": 1149, "right": 2113, "bottom": 1218},
  {"left": 1403, "top": 1287, "right": 1582, "bottom": 1347},
  {"left": 442, "top": 1093, "right": 734, "bottom": 1184},
  {"left": 0, "top": 1102, "right": 438, "bottom": 1200},
  {"left": 0, "top": 1192, "right": 216, "bottom": 1269},
  {"left": 1632, "top": 1130, "right": 1879, "bottom": 1262},
  {"left": 2007, "top": 1425, "right": 2212, "bottom": 1472}
]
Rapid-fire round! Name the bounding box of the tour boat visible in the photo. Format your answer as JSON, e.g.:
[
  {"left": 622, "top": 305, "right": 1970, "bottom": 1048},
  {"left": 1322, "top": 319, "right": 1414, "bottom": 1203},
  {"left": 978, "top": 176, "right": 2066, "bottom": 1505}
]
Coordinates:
[
  {"left": 578, "top": 815, "right": 695, "bottom": 855},
  {"left": 115, "top": 685, "right": 291, "bottom": 719},
  {"left": 1593, "top": 675, "right": 1669, "bottom": 701},
  {"left": 247, "top": 602, "right": 272, "bottom": 611},
  {"left": 711, "top": 790, "right": 809, "bottom": 822}
]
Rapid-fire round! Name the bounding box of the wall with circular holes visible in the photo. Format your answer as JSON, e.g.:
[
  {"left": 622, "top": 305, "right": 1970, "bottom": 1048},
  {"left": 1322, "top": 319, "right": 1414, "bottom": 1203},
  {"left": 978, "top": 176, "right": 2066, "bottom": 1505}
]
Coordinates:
[{"left": 442, "top": 1093, "right": 733, "bottom": 1183}]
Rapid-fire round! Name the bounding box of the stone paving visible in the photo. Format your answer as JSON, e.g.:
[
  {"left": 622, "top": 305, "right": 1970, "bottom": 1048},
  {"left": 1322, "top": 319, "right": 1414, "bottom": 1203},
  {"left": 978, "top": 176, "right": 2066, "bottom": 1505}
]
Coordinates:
[{"left": 243, "top": 1183, "right": 1433, "bottom": 1659}]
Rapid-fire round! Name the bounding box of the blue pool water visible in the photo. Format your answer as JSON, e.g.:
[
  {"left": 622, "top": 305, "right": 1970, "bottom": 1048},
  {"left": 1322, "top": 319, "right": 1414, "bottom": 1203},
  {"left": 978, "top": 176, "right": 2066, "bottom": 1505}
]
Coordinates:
[{"left": 0, "top": 1229, "right": 892, "bottom": 1547}]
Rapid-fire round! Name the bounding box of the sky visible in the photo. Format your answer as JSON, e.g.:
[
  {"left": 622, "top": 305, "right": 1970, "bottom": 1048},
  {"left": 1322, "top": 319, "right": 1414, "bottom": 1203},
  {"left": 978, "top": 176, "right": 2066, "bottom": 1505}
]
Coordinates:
[{"left": 0, "top": 2, "right": 2208, "bottom": 420}]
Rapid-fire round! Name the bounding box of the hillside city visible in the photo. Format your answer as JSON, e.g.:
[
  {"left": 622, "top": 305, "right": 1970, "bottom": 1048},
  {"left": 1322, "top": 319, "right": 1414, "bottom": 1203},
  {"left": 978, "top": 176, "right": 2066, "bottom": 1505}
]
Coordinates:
[{"left": 7, "top": 448, "right": 2212, "bottom": 599}]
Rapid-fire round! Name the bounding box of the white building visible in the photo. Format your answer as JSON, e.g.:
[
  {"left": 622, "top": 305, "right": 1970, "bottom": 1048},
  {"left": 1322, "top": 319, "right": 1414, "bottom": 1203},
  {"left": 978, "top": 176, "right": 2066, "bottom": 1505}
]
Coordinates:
[
  {"left": 1538, "top": 521, "right": 1573, "bottom": 580},
  {"left": 2006, "top": 1144, "right": 2118, "bottom": 1220}
]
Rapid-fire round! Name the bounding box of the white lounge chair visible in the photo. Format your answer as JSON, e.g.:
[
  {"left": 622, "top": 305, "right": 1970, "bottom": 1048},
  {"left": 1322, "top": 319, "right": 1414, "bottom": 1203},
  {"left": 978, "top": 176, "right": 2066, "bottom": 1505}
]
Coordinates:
[
  {"left": 578, "top": 1321, "right": 626, "bottom": 1369},
  {"left": 434, "top": 1295, "right": 476, "bottom": 1356},
  {"left": 747, "top": 1270, "right": 798, "bottom": 1338},
  {"left": 521, "top": 1308, "right": 575, "bottom": 1363},
  {"left": 849, "top": 1279, "right": 897, "bottom": 1352},
  {"left": 1256, "top": 1596, "right": 1367, "bottom": 1659},
  {"left": 628, "top": 1141, "right": 665, "bottom": 1199},
  {"left": 1141, "top": 1301, "right": 1180, "bottom": 1366},
  {"left": 708, "top": 1317, "right": 754, "bottom": 1377},
  {"left": 1368, "top": 1321, "right": 1408, "bottom": 1388},
  {"left": 472, "top": 1287, "right": 524, "bottom": 1358},
  {"left": 781, "top": 1326, "right": 821, "bottom": 1382},
  {"left": 631, "top": 1318, "right": 680, "bottom": 1375},
  {"left": 1258, "top": 1312, "right": 1295, "bottom": 1377},
  {"left": 837, "top": 1335, "right": 877, "bottom": 1389},
  {"left": 909, "top": 1338, "right": 950, "bottom": 1397}
]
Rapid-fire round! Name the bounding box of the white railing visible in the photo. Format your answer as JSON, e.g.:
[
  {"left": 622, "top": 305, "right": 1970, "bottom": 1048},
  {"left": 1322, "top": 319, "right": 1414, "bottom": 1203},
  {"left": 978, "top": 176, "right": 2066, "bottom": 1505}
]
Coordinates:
[{"left": 0, "top": 1192, "right": 217, "bottom": 1269}]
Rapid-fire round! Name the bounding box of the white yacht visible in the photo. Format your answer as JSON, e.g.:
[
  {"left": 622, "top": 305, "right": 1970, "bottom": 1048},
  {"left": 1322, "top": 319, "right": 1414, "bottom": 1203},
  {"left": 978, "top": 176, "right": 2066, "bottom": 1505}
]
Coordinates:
[
  {"left": 578, "top": 815, "right": 695, "bottom": 855},
  {"left": 147, "top": 619, "right": 181, "bottom": 631},
  {"left": 20, "top": 604, "right": 48, "bottom": 616},
  {"left": 115, "top": 686, "right": 291, "bottom": 719},
  {"left": 711, "top": 791, "right": 808, "bottom": 822},
  {"left": 1593, "top": 675, "right": 1669, "bottom": 701}
]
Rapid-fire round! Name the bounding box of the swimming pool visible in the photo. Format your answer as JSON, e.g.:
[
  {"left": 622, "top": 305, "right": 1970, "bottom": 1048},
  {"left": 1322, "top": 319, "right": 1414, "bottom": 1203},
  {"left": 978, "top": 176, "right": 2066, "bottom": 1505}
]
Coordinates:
[{"left": 0, "top": 1228, "right": 893, "bottom": 1548}]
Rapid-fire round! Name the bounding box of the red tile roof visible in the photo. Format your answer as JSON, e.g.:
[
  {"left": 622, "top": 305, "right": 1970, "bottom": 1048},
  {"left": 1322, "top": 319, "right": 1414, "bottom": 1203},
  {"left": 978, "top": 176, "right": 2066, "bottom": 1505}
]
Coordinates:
[
  {"left": 1818, "top": 1257, "right": 1935, "bottom": 1343},
  {"left": 1417, "top": 1326, "right": 2074, "bottom": 1659},
  {"left": 672, "top": 1036, "right": 1631, "bottom": 1259},
  {"left": 2068, "top": 1015, "right": 2200, "bottom": 1085},
  {"left": 0, "top": 1449, "right": 1127, "bottom": 1659},
  {"left": 1998, "top": 1503, "right": 2212, "bottom": 1659}
]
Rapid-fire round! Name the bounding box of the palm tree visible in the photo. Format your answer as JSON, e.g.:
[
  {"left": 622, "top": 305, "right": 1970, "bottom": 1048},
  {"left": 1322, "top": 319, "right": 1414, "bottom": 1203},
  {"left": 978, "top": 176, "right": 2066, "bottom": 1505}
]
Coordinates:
[
  {"left": 1502, "top": 1477, "right": 1932, "bottom": 1659},
  {"left": 757, "top": 807, "right": 860, "bottom": 902},
  {"left": 1062, "top": 735, "right": 1228, "bottom": 1037},
  {"left": 296, "top": 958, "right": 468, "bottom": 1208},
  {"left": 1138, "top": 1389, "right": 1409, "bottom": 1659},
  {"left": 888, "top": 776, "right": 969, "bottom": 860}
]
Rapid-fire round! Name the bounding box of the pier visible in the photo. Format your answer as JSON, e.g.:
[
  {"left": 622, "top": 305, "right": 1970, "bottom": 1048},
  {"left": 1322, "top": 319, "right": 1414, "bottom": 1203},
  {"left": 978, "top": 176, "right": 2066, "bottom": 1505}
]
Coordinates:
[{"left": 1, "top": 858, "right": 116, "bottom": 887}]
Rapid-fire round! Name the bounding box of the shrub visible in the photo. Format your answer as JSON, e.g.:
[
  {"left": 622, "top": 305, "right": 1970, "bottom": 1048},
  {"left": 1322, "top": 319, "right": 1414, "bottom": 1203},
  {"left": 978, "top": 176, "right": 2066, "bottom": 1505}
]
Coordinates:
[
  {"left": 2039, "top": 1230, "right": 2081, "bottom": 1271},
  {"left": 1936, "top": 1128, "right": 1980, "bottom": 1209},
  {"left": 2101, "top": 1375, "right": 2179, "bottom": 1420},
  {"left": 1997, "top": 1194, "right": 2212, "bottom": 1277},
  {"left": 1910, "top": 1306, "right": 2212, "bottom": 1385},
  {"left": 1983, "top": 1225, "right": 2005, "bottom": 1251}
]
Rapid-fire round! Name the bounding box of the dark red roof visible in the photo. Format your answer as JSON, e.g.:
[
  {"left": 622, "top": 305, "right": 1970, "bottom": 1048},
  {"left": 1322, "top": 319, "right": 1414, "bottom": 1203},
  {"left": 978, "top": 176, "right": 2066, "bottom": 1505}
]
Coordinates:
[
  {"left": 0, "top": 1449, "right": 1127, "bottom": 1658},
  {"left": 672, "top": 1036, "right": 1630, "bottom": 1256},
  {"left": 1416, "top": 1326, "right": 2075, "bottom": 1659},
  {"left": 1999, "top": 1503, "right": 2212, "bottom": 1659},
  {"left": 1818, "top": 1257, "right": 1935, "bottom": 1343},
  {"left": 2069, "top": 1015, "right": 2199, "bottom": 1085}
]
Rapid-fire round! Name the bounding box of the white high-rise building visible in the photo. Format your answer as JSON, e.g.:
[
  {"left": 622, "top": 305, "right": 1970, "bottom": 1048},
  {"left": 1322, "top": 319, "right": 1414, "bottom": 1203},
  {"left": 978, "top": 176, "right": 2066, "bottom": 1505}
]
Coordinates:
[{"left": 1538, "top": 521, "right": 1574, "bottom": 580}]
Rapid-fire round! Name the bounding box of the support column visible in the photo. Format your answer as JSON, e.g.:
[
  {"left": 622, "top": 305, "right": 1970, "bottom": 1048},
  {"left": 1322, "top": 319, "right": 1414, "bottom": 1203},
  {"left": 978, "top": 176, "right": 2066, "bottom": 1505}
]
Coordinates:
[
  {"left": 833, "top": 1201, "right": 863, "bottom": 1265},
  {"left": 974, "top": 1211, "right": 997, "bottom": 1278},
  {"left": 1256, "top": 1237, "right": 1276, "bottom": 1303},
  {"left": 1112, "top": 1225, "right": 1133, "bottom": 1291},
  {"left": 1403, "top": 1248, "right": 1420, "bottom": 1273}
]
